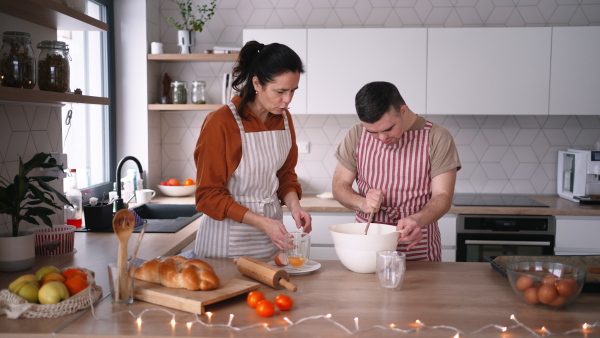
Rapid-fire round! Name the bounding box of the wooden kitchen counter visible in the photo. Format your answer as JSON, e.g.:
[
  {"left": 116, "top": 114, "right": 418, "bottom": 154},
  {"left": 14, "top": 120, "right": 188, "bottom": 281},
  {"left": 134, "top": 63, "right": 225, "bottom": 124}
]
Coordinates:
[
  {"left": 0, "top": 216, "right": 200, "bottom": 337},
  {"left": 56, "top": 260, "right": 599, "bottom": 338},
  {"left": 152, "top": 193, "right": 600, "bottom": 216}
]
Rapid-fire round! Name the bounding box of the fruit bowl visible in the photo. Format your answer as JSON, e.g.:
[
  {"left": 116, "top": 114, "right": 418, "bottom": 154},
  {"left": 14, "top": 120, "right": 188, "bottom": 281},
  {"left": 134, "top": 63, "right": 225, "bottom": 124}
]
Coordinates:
[
  {"left": 506, "top": 261, "right": 586, "bottom": 309},
  {"left": 157, "top": 184, "right": 195, "bottom": 197},
  {"left": 328, "top": 223, "right": 401, "bottom": 273}
]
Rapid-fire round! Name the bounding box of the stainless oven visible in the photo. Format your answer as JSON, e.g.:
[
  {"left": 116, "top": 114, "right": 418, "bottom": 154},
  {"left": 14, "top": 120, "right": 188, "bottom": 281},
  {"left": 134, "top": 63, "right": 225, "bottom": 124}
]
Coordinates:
[{"left": 456, "top": 214, "right": 555, "bottom": 262}]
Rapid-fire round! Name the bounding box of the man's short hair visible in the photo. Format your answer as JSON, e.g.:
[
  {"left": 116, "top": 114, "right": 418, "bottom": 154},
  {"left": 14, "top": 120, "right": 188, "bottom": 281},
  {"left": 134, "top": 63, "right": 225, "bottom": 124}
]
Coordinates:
[{"left": 355, "top": 81, "right": 406, "bottom": 123}]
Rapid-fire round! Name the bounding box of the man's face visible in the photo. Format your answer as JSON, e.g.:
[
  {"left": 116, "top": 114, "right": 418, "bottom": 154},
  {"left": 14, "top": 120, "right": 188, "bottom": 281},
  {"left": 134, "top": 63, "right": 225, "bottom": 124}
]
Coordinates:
[{"left": 361, "top": 107, "right": 406, "bottom": 145}]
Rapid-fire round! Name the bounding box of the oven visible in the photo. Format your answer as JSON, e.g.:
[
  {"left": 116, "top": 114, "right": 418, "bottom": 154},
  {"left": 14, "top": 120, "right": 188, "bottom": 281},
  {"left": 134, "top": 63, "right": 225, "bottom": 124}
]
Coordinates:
[{"left": 456, "top": 214, "right": 556, "bottom": 262}]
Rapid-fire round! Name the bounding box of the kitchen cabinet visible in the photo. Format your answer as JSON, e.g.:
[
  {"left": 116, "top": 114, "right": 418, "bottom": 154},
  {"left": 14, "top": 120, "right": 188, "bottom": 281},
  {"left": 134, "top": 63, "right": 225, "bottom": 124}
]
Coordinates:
[
  {"left": 549, "top": 26, "right": 600, "bottom": 115},
  {"left": 307, "top": 28, "right": 427, "bottom": 115},
  {"left": 438, "top": 214, "right": 457, "bottom": 262},
  {"left": 243, "top": 29, "right": 308, "bottom": 115},
  {"left": 146, "top": 53, "right": 236, "bottom": 112},
  {"left": 427, "top": 27, "right": 551, "bottom": 115},
  {"left": 283, "top": 212, "right": 354, "bottom": 260},
  {"left": 555, "top": 216, "right": 600, "bottom": 255},
  {"left": 0, "top": 0, "right": 109, "bottom": 106}
]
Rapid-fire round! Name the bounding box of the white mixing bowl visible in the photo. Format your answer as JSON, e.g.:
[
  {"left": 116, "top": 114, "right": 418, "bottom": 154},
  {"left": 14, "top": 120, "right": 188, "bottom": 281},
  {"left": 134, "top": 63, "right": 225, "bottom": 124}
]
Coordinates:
[{"left": 328, "top": 223, "right": 401, "bottom": 273}]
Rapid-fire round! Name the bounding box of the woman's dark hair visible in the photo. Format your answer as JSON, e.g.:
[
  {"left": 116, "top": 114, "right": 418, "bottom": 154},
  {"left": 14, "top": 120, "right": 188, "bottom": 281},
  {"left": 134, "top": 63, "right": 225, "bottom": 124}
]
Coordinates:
[
  {"left": 231, "top": 40, "right": 304, "bottom": 119},
  {"left": 355, "top": 81, "right": 406, "bottom": 123}
]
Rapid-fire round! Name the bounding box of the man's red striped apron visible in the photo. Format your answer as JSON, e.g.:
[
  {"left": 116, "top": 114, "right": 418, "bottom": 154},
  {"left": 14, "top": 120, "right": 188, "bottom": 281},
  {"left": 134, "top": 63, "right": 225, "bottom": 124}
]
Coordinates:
[{"left": 355, "top": 121, "right": 441, "bottom": 261}]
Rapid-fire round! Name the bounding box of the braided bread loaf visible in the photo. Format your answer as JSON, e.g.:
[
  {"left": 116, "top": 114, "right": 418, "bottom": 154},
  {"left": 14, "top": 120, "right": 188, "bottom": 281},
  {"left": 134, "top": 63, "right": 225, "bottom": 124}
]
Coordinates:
[{"left": 133, "top": 256, "right": 220, "bottom": 291}]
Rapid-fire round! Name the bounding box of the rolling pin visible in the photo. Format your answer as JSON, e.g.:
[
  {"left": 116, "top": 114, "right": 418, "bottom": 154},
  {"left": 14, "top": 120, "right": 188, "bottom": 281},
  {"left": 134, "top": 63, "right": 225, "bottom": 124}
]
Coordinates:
[{"left": 233, "top": 256, "right": 297, "bottom": 292}]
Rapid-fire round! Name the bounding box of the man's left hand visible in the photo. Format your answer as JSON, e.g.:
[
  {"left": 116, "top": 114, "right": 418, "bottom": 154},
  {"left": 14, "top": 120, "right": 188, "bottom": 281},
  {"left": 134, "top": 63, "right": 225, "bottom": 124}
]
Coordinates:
[{"left": 396, "top": 217, "right": 423, "bottom": 250}]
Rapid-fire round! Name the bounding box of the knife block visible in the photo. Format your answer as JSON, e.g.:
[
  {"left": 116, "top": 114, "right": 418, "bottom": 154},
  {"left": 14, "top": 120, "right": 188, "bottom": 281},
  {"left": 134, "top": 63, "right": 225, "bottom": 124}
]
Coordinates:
[{"left": 83, "top": 203, "right": 114, "bottom": 230}]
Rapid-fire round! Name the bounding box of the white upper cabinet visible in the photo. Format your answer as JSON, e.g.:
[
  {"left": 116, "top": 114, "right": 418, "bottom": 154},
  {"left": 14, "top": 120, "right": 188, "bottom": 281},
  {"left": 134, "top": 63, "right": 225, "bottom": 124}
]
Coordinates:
[
  {"left": 427, "top": 27, "right": 551, "bottom": 115},
  {"left": 307, "top": 28, "right": 427, "bottom": 115},
  {"left": 243, "top": 29, "right": 308, "bottom": 114},
  {"left": 550, "top": 27, "right": 600, "bottom": 116}
]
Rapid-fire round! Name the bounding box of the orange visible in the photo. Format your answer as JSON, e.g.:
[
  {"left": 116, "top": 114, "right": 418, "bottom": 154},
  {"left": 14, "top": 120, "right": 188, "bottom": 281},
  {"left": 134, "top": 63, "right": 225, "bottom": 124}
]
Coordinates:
[
  {"left": 167, "top": 178, "right": 181, "bottom": 186},
  {"left": 64, "top": 276, "right": 89, "bottom": 296},
  {"left": 183, "top": 178, "right": 195, "bottom": 186},
  {"left": 62, "top": 268, "right": 88, "bottom": 281},
  {"left": 41, "top": 272, "right": 66, "bottom": 285}
]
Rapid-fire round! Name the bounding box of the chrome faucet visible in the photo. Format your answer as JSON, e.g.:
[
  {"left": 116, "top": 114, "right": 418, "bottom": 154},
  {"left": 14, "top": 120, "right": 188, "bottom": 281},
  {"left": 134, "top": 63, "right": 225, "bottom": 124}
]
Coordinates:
[{"left": 114, "top": 156, "right": 144, "bottom": 212}]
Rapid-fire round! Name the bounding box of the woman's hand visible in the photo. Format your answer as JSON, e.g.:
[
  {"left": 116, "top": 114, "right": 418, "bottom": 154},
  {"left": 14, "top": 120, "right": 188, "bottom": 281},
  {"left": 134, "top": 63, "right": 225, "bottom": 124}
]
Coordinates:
[
  {"left": 291, "top": 208, "right": 312, "bottom": 233},
  {"left": 261, "top": 218, "right": 289, "bottom": 251}
]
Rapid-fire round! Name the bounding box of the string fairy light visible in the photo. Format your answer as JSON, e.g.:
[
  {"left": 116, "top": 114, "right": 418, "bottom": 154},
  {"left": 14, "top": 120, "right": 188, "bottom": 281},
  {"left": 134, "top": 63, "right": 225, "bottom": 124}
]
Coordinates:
[{"left": 87, "top": 292, "right": 599, "bottom": 337}]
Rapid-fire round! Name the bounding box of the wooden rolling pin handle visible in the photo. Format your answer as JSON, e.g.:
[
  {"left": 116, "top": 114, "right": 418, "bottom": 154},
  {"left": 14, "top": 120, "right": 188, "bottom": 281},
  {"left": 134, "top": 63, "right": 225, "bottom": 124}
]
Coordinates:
[{"left": 279, "top": 278, "right": 297, "bottom": 292}]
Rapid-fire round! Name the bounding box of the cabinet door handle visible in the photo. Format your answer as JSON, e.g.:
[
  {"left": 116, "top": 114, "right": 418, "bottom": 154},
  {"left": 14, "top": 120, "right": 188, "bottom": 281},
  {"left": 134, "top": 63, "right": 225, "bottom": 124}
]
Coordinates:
[{"left": 464, "top": 240, "right": 551, "bottom": 246}]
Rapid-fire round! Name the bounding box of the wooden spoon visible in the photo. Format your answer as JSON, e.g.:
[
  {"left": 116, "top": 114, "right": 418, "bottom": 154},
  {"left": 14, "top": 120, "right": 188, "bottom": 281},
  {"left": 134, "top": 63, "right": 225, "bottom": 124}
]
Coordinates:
[
  {"left": 113, "top": 209, "right": 135, "bottom": 302},
  {"left": 363, "top": 206, "right": 375, "bottom": 235}
]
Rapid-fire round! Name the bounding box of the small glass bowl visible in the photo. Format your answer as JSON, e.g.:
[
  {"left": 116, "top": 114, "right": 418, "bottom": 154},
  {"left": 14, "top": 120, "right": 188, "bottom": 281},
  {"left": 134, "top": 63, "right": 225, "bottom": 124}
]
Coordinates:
[{"left": 506, "top": 261, "right": 586, "bottom": 309}]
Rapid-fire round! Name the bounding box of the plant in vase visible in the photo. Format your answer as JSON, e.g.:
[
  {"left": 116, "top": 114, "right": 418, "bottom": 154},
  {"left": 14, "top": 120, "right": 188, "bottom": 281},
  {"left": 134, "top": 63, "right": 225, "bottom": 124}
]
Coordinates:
[
  {"left": 0, "top": 152, "right": 71, "bottom": 271},
  {"left": 166, "top": 0, "right": 218, "bottom": 54}
]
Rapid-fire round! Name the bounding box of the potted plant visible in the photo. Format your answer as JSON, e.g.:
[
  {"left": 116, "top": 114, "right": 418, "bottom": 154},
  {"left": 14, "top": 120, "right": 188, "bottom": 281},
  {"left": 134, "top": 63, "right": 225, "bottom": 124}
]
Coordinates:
[
  {"left": 166, "top": 0, "right": 218, "bottom": 54},
  {"left": 0, "top": 152, "right": 71, "bottom": 271}
]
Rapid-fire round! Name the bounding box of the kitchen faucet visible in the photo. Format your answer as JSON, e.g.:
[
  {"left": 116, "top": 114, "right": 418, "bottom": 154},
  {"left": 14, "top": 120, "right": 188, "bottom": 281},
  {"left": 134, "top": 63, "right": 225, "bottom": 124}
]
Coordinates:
[{"left": 114, "top": 156, "right": 144, "bottom": 212}]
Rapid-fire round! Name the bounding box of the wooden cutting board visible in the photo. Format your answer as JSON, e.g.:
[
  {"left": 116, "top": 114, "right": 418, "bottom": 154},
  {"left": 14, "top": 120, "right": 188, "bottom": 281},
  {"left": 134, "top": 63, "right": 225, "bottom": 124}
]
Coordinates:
[{"left": 133, "top": 277, "right": 260, "bottom": 314}]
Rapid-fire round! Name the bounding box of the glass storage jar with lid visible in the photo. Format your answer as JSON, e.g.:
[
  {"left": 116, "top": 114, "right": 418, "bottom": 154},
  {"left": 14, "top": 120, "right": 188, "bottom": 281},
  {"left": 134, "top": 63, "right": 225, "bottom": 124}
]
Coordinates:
[
  {"left": 37, "top": 40, "right": 70, "bottom": 92},
  {"left": 170, "top": 81, "right": 187, "bottom": 104},
  {"left": 0, "top": 31, "right": 36, "bottom": 89},
  {"left": 191, "top": 80, "right": 206, "bottom": 104}
]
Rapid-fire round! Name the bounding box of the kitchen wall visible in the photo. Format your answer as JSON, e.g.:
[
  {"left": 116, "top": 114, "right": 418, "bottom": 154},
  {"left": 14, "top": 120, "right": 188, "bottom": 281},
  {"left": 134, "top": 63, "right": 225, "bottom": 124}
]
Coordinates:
[{"left": 151, "top": 0, "right": 600, "bottom": 195}]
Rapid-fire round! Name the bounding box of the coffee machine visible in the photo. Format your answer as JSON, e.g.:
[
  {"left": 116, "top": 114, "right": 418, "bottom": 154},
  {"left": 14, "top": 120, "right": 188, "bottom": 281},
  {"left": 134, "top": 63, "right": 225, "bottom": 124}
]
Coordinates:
[{"left": 557, "top": 149, "right": 600, "bottom": 202}]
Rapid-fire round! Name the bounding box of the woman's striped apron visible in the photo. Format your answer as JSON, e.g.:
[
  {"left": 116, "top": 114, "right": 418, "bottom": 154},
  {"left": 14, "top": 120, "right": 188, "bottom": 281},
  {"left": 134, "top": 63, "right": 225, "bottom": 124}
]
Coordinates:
[
  {"left": 355, "top": 121, "right": 441, "bottom": 261},
  {"left": 194, "top": 102, "right": 291, "bottom": 259}
]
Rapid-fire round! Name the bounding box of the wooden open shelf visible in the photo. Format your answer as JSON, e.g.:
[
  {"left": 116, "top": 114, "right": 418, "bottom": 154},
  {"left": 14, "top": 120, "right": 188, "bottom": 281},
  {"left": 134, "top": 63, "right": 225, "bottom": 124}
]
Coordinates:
[
  {"left": 147, "top": 54, "right": 238, "bottom": 62},
  {"left": 0, "top": 0, "right": 107, "bottom": 31},
  {"left": 0, "top": 86, "right": 109, "bottom": 106},
  {"left": 148, "top": 104, "right": 223, "bottom": 111}
]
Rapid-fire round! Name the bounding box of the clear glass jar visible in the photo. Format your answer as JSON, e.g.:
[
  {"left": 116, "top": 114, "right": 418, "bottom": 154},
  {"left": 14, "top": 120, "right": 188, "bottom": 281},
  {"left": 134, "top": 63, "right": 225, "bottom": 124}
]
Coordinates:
[
  {"left": 37, "top": 40, "right": 70, "bottom": 92},
  {"left": 191, "top": 80, "right": 206, "bottom": 104},
  {"left": 0, "top": 31, "right": 36, "bottom": 89},
  {"left": 170, "top": 81, "right": 187, "bottom": 104}
]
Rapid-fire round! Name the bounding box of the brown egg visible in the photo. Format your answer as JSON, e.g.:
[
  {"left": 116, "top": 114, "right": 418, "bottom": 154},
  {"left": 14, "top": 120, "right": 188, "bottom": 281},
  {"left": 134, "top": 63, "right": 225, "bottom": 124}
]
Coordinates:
[
  {"left": 516, "top": 275, "right": 535, "bottom": 291},
  {"left": 542, "top": 274, "right": 558, "bottom": 286},
  {"left": 523, "top": 287, "right": 539, "bottom": 305},
  {"left": 556, "top": 279, "right": 578, "bottom": 297},
  {"left": 538, "top": 284, "right": 558, "bottom": 304},
  {"left": 548, "top": 295, "right": 567, "bottom": 308}
]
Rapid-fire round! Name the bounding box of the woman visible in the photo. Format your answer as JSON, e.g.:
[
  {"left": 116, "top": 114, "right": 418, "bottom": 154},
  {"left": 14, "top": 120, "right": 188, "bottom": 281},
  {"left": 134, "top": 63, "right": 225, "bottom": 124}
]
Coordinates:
[{"left": 193, "top": 41, "right": 312, "bottom": 259}]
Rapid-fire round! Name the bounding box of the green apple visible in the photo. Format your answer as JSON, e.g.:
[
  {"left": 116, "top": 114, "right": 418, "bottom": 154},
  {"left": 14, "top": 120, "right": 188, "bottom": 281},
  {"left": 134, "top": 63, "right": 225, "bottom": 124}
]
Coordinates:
[
  {"left": 38, "top": 281, "right": 70, "bottom": 304},
  {"left": 8, "top": 274, "right": 38, "bottom": 293},
  {"left": 35, "top": 266, "right": 62, "bottom": 282},
  {"left": 13, "top": 281, "right": 40, "bottom": 303}
]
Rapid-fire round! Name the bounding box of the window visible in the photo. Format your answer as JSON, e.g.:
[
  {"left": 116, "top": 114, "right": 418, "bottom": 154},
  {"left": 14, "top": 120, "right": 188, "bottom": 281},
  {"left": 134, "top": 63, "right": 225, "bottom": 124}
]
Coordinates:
[{"left": 60, "top": 0, "right": 115, "bottom": 202}]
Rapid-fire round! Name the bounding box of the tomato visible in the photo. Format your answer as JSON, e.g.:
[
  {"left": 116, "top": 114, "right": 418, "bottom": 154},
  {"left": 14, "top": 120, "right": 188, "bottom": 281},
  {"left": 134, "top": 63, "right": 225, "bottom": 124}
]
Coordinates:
[
  {"left": 183, "top": 178, "right": 195, "bottom": 186},
  {"left": 246, "top": 291, "right": 265, "bottom": 308},
  {"left": 274, "top": 294, "right": 294, "bottom": 311},
  {"left": 159, "top": 181, "right": 168, "bottom": 186},
  {"left": 255, "top": 299, "right": 275, "bottom": 317},
  {"left": 167, "top": 178, "right": 181, "bottom": 186}
]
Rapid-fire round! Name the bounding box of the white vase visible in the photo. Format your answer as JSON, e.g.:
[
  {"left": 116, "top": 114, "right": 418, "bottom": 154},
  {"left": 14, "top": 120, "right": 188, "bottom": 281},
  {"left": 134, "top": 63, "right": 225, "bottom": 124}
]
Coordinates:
[
  {"left": 177, "top": 30, "right": 195, "bottom": 54},
  {"left": 0, "top": 231, "right": 35, "bottom": 272}
]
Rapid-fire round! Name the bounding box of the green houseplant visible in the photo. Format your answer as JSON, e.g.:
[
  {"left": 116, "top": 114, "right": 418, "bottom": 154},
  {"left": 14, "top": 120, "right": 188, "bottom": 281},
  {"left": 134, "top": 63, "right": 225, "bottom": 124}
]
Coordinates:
[
  {"left": 0, "top": 152, "right": 71, "bottom": 237},
  {"left": 166, "top": 0, "right": 218, "bottom": 54}
]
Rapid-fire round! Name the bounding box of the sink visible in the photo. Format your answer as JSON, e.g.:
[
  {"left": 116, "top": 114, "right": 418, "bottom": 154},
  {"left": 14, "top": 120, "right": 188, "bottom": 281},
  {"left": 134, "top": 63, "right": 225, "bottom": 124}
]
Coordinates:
[{"left": 131, "top": 204, "right": 202, "bottom": 233}]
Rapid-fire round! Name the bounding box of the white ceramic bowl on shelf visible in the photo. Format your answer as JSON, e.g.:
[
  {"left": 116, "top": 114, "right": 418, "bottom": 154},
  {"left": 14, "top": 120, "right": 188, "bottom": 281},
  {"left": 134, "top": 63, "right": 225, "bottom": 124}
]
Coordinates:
[
  {"left": 156, "top": 184, "right": 195, "bottom": 197},
  {"left": 328, "top": 223, "right": 401, "bottom": 274}
]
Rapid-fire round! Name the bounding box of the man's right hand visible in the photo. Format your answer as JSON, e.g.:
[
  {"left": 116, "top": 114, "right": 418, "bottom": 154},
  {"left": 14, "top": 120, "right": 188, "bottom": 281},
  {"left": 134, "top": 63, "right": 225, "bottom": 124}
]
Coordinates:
[{"left": 362, "top": 189, "right": 386, "bottom": 213}]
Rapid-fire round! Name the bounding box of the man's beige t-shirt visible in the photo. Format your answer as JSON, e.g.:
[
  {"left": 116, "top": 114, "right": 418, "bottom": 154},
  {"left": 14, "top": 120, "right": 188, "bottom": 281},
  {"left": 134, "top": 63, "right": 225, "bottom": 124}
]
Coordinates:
[{"left": 335, "top": 115, "right": 461, "bottom": 179}]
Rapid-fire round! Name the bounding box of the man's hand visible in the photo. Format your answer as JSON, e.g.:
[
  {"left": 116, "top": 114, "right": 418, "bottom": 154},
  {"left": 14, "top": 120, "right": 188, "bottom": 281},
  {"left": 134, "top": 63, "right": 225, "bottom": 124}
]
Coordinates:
[
  {"left": 396, "top": 217, "right": 423, "bottom": 250},
  {"left": 362, "top": 189, "right": 386, "bottom": 213}
]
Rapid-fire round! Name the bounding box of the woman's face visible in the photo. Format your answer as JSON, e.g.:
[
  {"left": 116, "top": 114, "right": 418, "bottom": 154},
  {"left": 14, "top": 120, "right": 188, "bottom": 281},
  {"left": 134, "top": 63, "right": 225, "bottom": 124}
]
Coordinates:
[{"left": 253, "top": 71, "right": 301, "bottom": 115}]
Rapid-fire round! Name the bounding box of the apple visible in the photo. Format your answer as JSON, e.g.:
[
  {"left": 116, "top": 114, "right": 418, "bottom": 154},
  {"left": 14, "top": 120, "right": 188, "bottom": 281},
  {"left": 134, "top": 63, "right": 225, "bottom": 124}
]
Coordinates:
[
  {"left": 35, "top": 266, "right": 62, "bottom": 282},
  {"left": 159, "top": 181, "right": 168, "bottom": 186},
  {"left": 38, "top": 281, "right": 70, "bottom": 304},
  {"left": 8, "top": 274, "right": 38, "bottom": 293},
  {"left": 13, "top": 281, "right": 40, "bottom": 303}
]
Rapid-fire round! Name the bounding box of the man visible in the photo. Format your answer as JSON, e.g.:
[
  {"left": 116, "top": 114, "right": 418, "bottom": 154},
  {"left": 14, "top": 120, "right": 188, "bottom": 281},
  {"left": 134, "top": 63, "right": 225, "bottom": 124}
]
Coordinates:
[{"left": 332, "top": 81, "right": 461, "bottom": 261}]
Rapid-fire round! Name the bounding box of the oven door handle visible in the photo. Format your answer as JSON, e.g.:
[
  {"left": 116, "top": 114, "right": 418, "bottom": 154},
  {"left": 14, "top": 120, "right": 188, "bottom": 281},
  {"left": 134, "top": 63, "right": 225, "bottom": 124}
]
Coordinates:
[{"left": 464, "top": 240, "right": 552, "bottom": 246}]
